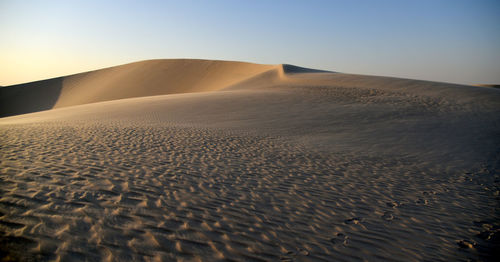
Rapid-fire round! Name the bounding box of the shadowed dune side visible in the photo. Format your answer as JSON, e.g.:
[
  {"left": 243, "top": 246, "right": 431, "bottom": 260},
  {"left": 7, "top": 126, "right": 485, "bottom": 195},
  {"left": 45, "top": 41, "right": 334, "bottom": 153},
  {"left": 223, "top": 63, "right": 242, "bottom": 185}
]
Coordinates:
[
  {"left": 0, "top": 59, "right": 277, "bottom": 117},
  {"left": 281, "top": 64, "right": 333, "bottom": 74},
  {"left": 0, "top": 78, "right": 64, "bottom": 117}
]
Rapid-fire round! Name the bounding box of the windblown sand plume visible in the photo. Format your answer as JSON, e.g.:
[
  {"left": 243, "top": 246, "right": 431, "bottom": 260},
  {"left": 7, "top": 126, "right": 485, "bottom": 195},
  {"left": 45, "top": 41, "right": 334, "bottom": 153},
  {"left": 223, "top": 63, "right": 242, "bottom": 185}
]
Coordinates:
[{"left": 1, "top": 59, "right": 499, "bottom": 261}]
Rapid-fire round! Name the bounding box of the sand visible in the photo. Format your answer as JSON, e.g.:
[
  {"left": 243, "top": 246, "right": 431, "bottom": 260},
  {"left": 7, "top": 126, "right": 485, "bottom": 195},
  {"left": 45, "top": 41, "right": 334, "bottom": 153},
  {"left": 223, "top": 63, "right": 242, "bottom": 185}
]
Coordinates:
[
  {"left": 0, "top": 59, "right": 275, "bottom": 118},
  {"left": 1, "top": 59, "right": 499, "bottom": 261}
]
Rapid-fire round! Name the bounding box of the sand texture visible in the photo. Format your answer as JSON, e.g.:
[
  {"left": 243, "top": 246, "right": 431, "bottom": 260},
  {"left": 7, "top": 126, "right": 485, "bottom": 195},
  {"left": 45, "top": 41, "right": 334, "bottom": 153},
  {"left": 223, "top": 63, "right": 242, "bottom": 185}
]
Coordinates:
[{"left": 1, "top": 59, "right": 499, "bottom": 261}]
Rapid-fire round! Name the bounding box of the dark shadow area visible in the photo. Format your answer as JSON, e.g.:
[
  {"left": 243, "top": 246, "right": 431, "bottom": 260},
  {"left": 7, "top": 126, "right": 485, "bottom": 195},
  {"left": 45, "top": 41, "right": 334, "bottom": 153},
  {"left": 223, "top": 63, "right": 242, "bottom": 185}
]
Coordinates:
[
  {"left": 281, "top": 64, "right": 333, "bottom": 74},
  {"left": 477, "top": 84, "right": 500, "bottom": 89},
  {"left": 0, "top": 234, "right": 43, "bottom": 261},
  {"left": 0, "top": 77, "right": 64, "bottom": 118}
]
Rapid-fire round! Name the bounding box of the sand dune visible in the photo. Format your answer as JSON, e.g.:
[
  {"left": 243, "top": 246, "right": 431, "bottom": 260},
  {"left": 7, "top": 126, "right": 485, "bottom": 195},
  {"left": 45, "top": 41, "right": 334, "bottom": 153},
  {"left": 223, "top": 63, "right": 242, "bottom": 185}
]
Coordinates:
[
  {"left": 0, "top": 59, "right": 275, "bottom": 117},
  {"left": 1, "top": 59, "right": 499, "bottom": 261},
  {"left": 3, "top": 59, "right": 498, "bottom": 117}
]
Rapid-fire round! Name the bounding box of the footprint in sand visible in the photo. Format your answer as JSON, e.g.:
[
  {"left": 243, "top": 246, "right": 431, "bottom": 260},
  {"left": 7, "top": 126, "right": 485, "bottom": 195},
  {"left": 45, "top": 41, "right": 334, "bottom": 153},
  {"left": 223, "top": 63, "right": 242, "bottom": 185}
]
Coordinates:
[
  {"left": 474, "top": 220, "right": 499, "bottom": 242},
  {"left": 280, "top": 247, "right": 310, "bottom": 261},
  {"left": 477, "top": 230, "right": 496, "bottom": 241},
  {"left": 297, "top": 248, "right": 309, "bottom": 256},
  {"left": 457, "top": 239, "right": 476, "bottom": 249},
  {"left": 381, "top": 211, "right": 395, "bottom": 222},
  {"left": 344, "top": 217, "right": 363, "bottom": 225},
  {"left": 415, "top": 198, "right": 428, "bottom": 205},
  {"left": 330, "top": 233, "right": 349, "bottom": 246},
  {"left": 386, "top": 201, "right": 403, "bottom": 208}
]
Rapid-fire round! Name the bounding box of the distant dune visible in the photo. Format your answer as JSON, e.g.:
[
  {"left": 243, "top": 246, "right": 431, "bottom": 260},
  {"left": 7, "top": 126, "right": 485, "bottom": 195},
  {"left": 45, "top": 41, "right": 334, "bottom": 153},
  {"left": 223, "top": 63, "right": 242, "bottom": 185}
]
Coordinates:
[
  {"left": 1, "top": 59, "right": 499, "bottom": 261},
  {"left": 2, "top": 59, "right": 499, "bottom": 118}
]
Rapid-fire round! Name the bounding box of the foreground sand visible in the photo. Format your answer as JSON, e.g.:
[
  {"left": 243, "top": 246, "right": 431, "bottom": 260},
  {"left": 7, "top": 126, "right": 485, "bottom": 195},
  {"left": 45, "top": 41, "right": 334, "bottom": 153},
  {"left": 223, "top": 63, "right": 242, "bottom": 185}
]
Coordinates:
[{"left": 1, "top": 60, "right": 499, "bottom": 261}]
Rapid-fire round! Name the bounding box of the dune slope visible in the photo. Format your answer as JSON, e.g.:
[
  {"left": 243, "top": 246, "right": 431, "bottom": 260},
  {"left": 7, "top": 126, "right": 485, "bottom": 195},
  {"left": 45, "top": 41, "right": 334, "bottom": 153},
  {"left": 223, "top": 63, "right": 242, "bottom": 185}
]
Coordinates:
[
  {"left": 0, "top": 59, "right": 276, "bottom": 117},
  {"left": 1, "top": 59, "right": 499, "bottom": 261}
]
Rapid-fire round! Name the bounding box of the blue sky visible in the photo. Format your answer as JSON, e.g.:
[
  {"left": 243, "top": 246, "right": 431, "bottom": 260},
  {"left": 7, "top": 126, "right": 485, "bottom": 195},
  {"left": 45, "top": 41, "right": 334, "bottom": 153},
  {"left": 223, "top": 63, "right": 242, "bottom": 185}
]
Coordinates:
[{"left": 1, "top": 0, "right": 499, "bottom": 85}]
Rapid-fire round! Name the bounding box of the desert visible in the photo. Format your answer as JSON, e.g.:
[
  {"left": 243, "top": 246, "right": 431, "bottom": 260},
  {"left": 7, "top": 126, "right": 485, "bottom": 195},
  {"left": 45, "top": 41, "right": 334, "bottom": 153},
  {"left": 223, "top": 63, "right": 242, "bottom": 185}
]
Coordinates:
[{"left": 1, "top": 59, "right": 499, "bottom": 261}]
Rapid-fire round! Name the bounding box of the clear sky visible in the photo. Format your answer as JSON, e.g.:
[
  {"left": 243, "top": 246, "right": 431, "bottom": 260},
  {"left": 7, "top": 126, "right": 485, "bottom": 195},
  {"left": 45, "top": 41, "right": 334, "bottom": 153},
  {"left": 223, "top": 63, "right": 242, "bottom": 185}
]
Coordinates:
[{"left": 1, "top": 0, "right": 499, "bottom": 86}]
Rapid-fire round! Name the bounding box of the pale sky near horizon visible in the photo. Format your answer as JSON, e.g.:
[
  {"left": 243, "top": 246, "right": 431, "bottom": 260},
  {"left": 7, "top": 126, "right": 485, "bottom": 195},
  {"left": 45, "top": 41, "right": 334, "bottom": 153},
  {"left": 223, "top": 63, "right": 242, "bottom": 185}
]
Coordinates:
[{"left": 1, "top": 0, "right": 499, "bottom": 86}]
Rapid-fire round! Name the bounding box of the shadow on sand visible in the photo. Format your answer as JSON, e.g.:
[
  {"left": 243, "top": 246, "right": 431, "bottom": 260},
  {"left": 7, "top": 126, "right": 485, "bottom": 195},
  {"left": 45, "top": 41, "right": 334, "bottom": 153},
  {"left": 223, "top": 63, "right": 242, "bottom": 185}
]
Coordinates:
[
  {"left": 0, "top": 77, "right": 64, "bottom": 118},
  {"left": 281, "top": 64, "right": 334, "bottom": 74}
]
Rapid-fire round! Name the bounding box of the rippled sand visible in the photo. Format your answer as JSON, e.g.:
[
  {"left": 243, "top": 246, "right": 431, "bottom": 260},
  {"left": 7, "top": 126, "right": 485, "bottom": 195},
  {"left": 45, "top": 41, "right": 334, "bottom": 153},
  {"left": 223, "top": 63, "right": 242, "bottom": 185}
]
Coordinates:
[{"left": 1, "top": 60, "right": 499, "bottom": 261}]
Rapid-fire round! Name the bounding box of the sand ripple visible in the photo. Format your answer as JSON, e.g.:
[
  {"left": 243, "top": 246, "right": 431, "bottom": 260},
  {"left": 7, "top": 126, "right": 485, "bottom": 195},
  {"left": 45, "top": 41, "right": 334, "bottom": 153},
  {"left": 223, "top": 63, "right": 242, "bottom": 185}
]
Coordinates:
[{"left": 1, "top": 123, "right": 498, "bottom": 261}]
